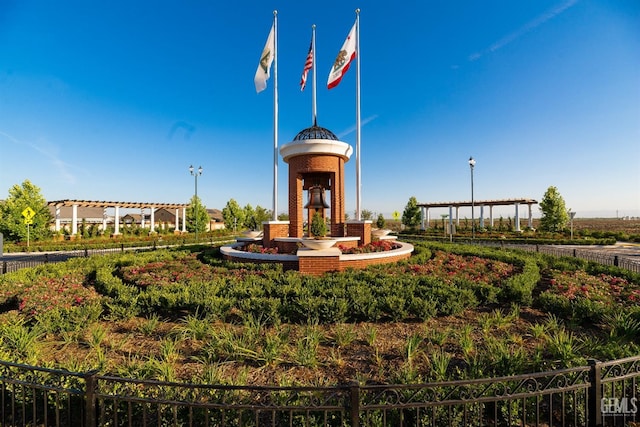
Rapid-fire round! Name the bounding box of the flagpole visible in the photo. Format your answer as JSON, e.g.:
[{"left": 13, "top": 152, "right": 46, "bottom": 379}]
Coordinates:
[
  {"left": 312, "top": 25, "right": 317, "bottom": 125},
  {"left": 355, "top": 9, "right": 361, "bottom": 221},
  {"left": 272, "top": 10, "right": 279, "bottom": 221}
]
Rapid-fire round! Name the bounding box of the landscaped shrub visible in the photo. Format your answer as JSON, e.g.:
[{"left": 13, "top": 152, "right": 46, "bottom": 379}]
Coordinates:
[
  {"left": 536, "top": 268, "right": 640, "bottom": 325},
  {"left": 1, "top": 238, "right": 639, "bottom": 390}
]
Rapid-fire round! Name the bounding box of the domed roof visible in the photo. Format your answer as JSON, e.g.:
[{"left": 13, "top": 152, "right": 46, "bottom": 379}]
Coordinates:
[{"left": 293, "top": 125, "right": 338, "bottom": 141}]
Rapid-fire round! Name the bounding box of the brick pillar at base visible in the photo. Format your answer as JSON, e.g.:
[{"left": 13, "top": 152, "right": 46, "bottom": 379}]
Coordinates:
[
  {"left": 346, "top": 220, "right": 372, "bottom": 246},
  {"left": 262, "top": 221, "right": 289, "bottom": 248},
  {"left": 297, "top": 247, "right": 341, "bottom": 276}
]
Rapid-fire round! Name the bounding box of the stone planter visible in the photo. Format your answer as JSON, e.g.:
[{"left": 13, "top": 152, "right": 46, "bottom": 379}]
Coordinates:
[
  {"left": 301, "top": 238, "right": 337, "bottom": 250},
  {"left": 372, "top": 229, "right": 392, "bottom": 238},
  {"left": 242, "top": 230, "right": 263, "bottom": 238}
]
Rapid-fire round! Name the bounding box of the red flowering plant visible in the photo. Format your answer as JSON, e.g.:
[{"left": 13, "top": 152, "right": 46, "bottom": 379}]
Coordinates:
[
  {"left": 404, "top": 251, "right": 515, "bottom": 287},
  {"left": 119, "top": 254, "right": 217, "bottom": 287},
  {"left": 16, "top": 272, "right": 101, "bottom": 317},
  {"left": 118, "top": 253, "right": 261, "bottom": 287},
  {"left": 338, "top": 240, "right": 401, "bottom": 254},
  {"left": 242, "top": 244, "right": 279, "bottom": 255},
  {"left": 544, "top": 270, "right": 640, "bottom": 308}
]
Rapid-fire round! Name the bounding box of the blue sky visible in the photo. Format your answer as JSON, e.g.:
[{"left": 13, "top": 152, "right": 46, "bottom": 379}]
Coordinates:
[{"left": 1, "top": 0, "right": 638, "bottom": 219}]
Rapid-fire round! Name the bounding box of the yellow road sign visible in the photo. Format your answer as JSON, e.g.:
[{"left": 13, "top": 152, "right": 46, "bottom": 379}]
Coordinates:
[
  {"left": 392, "top": 211, "right": 400, "bottom": 221},
  {"left": 22, "top": 207, "right": 35, "bottom": 220},
  {"left": 24, "top": 219, "right": 33, "bottom": 225}
]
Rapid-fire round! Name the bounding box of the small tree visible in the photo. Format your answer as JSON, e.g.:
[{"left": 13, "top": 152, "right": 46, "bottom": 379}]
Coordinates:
[
  {"left": 376, "top": 214, "right": 386, "bottom": 229},
  {"left": 310, "top": 212, "right": 327, "bottom": 238},
  {"left": 222, "top": 199, "right": 245, "bottom": 232},
  {"left": 361, "top": 209, "right": 374, "bottom": 221},
  {"left": 0, "top": 180, "right": 52, "bottom": 242},
  {"left": 243, "top": 204, "right": 257, "bottom": 230},
  {"left": 186, "top": 195, "right": 209, "bottom": 234},
  {"left": 539, "top": 186, "right": 569, "bottom": 232},
  {"left": 402, "top": 196, "right": 422, "bottom": 230},
  {"left": 254, "top": 205, "right": 272, "bottom": 229}
]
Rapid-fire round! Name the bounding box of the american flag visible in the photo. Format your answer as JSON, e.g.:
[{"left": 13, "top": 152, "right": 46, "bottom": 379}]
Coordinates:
[{"left": 300, "top": 39, "right": 313, "bottom": 91}]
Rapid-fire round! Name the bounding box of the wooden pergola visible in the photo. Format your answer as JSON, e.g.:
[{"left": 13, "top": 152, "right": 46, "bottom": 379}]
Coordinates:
[
  {"left": 48, "top": 199, "right": 190, "bottom": 235},
  {"left": 417, "top": 198, "right": 538, "bottom": 231}
]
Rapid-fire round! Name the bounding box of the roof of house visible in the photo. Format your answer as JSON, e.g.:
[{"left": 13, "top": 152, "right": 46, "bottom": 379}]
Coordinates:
[{"left": 207, "top": 208, "right": 223, "bottom": 222}]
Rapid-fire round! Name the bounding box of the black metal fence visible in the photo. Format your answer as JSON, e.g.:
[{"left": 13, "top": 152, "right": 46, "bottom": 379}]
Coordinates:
[
  {"left": 473, "top": 242, "right": 640, "bottom": 274},
  {"left": 1, "top": 356, "right": 639, "bottom": 426},
  {"left": 0, "top": 246, "right": 132, "bottom": 275}
]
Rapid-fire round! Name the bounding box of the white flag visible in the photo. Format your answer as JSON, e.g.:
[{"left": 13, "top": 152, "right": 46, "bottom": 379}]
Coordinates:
[
  {"left": 254, "top": 24, "right": 275, "bottom": 93},
  {"left": 327, "top": 22, "right": 356, "bottom": 89}
]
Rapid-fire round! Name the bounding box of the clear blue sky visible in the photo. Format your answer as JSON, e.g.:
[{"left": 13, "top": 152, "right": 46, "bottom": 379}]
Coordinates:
[{"left": 1, "top": 1, "right": 638, "bottom": 219}]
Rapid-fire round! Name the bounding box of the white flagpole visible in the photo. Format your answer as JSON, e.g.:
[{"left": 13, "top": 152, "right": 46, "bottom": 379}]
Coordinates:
[
  {"left": 272, "top": 10, "right": 279, "bottom": 221},
  {"left": 312, "top": 25, "right": 317, "bottom": 125},
  {"left": 355, "top": 9, "right": 361, "bottom": 221}
]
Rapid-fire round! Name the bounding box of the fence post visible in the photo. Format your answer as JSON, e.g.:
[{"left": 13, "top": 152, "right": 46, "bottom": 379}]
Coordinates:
[
  {"left": 2, "top": 261, "right": 6, "bottom": 274},
  {"left": 587, "top": 359, "right": 602, "bottom": 427},
  {"left": 84, "top": 370, "right": 99, "bottom": 427},
  {"left": 349, "top": 382, "right": 360, "bottom": 427},
  {"left": 613, "top": 256, "right": 619, "bottom": 267}
]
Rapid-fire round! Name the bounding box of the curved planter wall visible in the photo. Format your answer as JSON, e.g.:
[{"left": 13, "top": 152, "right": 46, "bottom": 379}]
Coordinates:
[{"left": 220, "top": 241, "right": 414, "bottom": 275}]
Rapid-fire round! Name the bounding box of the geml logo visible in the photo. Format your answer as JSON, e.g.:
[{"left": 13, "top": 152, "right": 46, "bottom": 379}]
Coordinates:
[{"left": 601, "top": 398, "right": 638, "bottom": 416}]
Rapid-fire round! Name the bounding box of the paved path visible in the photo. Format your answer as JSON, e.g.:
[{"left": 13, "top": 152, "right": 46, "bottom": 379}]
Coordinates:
[{"left": 561, "top": 242, "right": 640, "bottom": 261}]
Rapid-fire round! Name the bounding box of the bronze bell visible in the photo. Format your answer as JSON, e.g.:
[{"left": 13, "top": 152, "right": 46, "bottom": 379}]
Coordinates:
[{"left": 304, "top": 186, "right": 330, "bottom": 209}]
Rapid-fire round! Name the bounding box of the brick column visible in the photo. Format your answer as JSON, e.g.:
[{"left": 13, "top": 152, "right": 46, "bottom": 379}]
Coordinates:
[
  {"left": 289, "top": 173, "right": 303, "bottom": 238},
  {"left": 346, "top": 220, "right": 372, "bottom": 246},
  {"left": 330, "top": 166, "right": 346, "bottom": 237},
  {"left": 262, "top": 221, "right": 289, "bottom": 248}
]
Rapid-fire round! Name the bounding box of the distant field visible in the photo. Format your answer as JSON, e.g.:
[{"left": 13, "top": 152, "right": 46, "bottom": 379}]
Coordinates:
[
  {"left": 384, "top": 217, "right": 640, "bottom": 235},
  {"left": 567, "top": 218, "right": 640, "bottom": 235}
]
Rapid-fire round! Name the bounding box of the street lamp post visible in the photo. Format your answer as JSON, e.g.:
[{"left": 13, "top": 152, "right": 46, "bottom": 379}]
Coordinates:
[
  {"left": 189, "top": 165, "right": 203, "bottom": 242},
  {"left": 468, "top": 156, "right": 476, "bottom": 239}
]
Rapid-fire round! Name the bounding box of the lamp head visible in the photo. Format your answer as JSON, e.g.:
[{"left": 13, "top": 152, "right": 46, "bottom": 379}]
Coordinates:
[
  {"left": 189, "top": 165, "right": 194, "bottom": 175},
  {"left": 468, "top": 157, "right": 476, "bottom": 168}
]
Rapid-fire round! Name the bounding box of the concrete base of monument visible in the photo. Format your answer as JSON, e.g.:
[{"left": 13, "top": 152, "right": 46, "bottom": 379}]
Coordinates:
[{"left": 220, "top": 240, "right": 414, "bottom": 276}]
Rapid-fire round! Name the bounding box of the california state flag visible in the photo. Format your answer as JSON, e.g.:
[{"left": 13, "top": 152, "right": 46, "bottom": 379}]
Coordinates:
[
  {"left": 254, "top": 24, "right": 275, "bottom": 93},
  {"left": 327, "top": 22, "right": 356, "bottom": 89}
]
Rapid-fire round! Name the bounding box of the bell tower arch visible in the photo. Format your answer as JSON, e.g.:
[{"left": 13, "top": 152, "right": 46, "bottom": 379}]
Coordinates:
[{"left": 279, "top": 125, "right": 353, "bottom": 238}]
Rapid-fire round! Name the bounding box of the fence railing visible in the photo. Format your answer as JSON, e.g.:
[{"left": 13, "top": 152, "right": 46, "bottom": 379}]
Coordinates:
[
  {"left": 457, "top": 240, "right": 640, "bottom": 274},
  {"left": 0, "top": 238, "right": 236, "bottom": 275},
  {"left": 1, "top": 356, "right": 639, "bottom": 426},
  {"left": 0, "top": 246, "right": 136, "bottom": 274}
]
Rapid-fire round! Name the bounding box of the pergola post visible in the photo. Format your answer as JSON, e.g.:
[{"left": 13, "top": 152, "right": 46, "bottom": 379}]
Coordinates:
[
  {"left": 150, "top": 207, "right": 156, "bottom": 233},
  {"left": 113, "top": 205, "right": 120, "bottom": 235},
  {"left": 479, "top": 205, "right": 484, "bottom": 229},
  {"left": 182, "top": 207, "right": 187, "bottom": 233},
  {"left": 514, "top": 203, "right": 520, "bottom": 232},
  {"left": 55, "top": 206, "right": 61, "bottom": 232},
  {"left": 72, "top": 204, "right": 78, "bottom": 236},
  {"left": 490, "top": 205, "right": 494, "bottom": 227}
]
